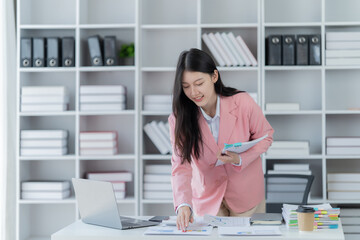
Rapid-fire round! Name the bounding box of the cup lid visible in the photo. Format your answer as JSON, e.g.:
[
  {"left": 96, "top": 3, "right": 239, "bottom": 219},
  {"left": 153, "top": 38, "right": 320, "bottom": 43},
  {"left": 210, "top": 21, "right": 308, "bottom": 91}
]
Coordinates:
[{"left": 296, "top": 206, "right": 315, "bottom": 213}]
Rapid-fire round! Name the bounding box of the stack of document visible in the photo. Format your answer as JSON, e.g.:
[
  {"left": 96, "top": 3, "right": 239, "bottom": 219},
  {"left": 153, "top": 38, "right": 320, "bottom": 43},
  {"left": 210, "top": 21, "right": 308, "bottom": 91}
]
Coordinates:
[
  {"left": 21, "top": 86, "right": 69, "bottom": 112},
  {"left": 143, "top": 121, "right": 171, "bottom": 155},
  {"left": 340, "top": 208, "right": 360, "bottom": 239},
  {"left": 143, "top": 164, "right": 172, "bottom": 200},
  {"left": 79, "top": 131, "right": 118, "bottom": 155},
  {"left": 20, "top": 130, "right": 68, "bottom": 156},
  {"left": 326, "top": 32, "right": 360, "bottom": 66},
  {"left": 143, "top": 95, "right": 172, "bottom": 112},
  {"left": 266, "top": 141, "right": 310, "bottom": 156},
  {"left": 267, "top": 164, "right": 311, "bottom": 203},
  {"left": 282, "top": 203, "right": 340, "bottom": 229},
  {"left": 87, "top": 172, "right": 132, "bottom": 199},
  {"left": 80, "top": 85, "right": 126, "bottom": 111},
  {"left": 265, "top": 103, "right": 300, "bottom": 111},
  {"left": 21, "top": 181, "right": 71, "bottom": 200},
  {"left": 327, "top": 173, "right": 360, "bottom": 200},
  {"left": 326, "top": 137, "right": 360, "bottom": 155},
  {"left": 202, "top": 32, "right": 257, "bottom": 67}
]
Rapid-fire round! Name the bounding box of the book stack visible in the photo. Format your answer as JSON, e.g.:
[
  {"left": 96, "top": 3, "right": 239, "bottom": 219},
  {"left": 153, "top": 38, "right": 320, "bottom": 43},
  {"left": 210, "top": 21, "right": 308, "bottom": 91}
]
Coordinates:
[
  {"left": 267, "top": 164, "right": 311, "bottom": 203},
  {"left": 21, "top": 86, "right": 69, "bottom": 112},
  {"left": 282, "top": 203, "right": 340, "bottom": 229},
  {"left": 340, "top": 208, "right": 360, "bottom": 240},
  {"left": 265, "top": 103, "right": 300, "bottom": 111},
  {"left": 266, "top": 141, "right": 310, "bottom": 156},
  {"left": 86, "top": 172, "right": 132, "bottom": 199},
  {"left": 326, "top": 32, "right": 360, "bottom": 66},
  {"left": 79, "top": 85, "right": 126, "bottom": 111},
  {"left": 143, "top": 121, "right": 171, "bottom": 155},
  {"left": 326, "top": 137, "right": 360, "bottom": 155},
  {"left": 202, "top": 32, "right": 257, "bottom": 67},
  {"left": 21, "top": 181, "right": 71, "bottom": 200},
  {"left": 143, "top": 164, "right": 172, "bottom": 200},
  {"left": 20, "top": 130, "right": 68, "bottom": 156},
  {"left": 79, "top": 131, "right": 118, "bottom": 156},
  {"left": 143, "top": 95, "right": 172, "bottom": 112},
  {"left": 327, "top": 173, "right": 360, "bottom": 200}
]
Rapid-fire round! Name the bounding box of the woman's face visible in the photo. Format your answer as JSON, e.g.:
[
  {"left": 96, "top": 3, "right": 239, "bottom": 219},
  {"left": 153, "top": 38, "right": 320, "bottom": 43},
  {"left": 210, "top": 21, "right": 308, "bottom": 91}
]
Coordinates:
[{"left": 181, "top": 70, "right": 218, "bottom": 109}]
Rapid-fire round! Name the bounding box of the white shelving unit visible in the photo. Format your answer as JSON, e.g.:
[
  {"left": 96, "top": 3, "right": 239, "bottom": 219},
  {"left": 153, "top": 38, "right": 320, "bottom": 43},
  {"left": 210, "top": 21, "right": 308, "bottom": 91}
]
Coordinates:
[{"left": 15, "top": 0, "right": 360, "bottom": 239}]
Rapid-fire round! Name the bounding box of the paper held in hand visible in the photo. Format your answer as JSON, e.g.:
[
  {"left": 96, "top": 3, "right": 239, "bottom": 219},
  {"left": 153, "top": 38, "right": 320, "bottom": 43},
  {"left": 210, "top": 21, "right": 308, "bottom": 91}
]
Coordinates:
[{"left": 216, "top": 134, "right": 268, "bottom": 166}]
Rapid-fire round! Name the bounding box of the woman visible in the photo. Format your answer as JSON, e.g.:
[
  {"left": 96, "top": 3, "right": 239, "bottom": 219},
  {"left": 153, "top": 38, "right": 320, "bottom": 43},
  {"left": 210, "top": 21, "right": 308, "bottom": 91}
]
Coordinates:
[{"left": 169, "top": 48, "right": 274, "bottom": 231}]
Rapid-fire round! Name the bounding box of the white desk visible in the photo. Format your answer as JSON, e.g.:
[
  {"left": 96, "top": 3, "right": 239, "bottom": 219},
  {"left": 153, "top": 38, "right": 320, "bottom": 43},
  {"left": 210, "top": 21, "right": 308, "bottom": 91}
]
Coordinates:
[{"left": 52, "top": 218, "right": 345, "bottom": 240}]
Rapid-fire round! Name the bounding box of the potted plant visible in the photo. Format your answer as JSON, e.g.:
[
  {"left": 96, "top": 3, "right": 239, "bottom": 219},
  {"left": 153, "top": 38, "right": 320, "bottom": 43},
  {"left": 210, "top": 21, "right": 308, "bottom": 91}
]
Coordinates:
[{"left": 118, "top": 43, "right": 135, "bottom": 66}]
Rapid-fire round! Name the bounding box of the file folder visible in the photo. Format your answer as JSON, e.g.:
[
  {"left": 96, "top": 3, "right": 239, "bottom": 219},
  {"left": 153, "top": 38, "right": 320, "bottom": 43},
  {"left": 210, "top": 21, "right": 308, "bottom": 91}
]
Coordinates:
[
  {"left": 104, "top": 36, "right": 117, "bottom": 66},
  {"left": 296, "top": 35, "right": 308, "bottom": 65},
  {"left": 309, "top": 34, "right": 321, "bottom": 65},
  {"left": 33, "top": 38, "right": 45, "bottom": 67},
  {"left": 46, "top": 37, "right": 61, "bottom": 67},
  {"left": 20, "top": 38, "right": 32, "bottom": 67},
  {"left": 88, "top": 35, "right": 103, "bottom": 66},
  {"left": 62, "top": 37, "right": 75, "bottom": 67},
  {"left": 266, "top": 35, "right": 282, "bottom": 65},
  {"left": 282, "top": 35, "right": 295, "bottom": 65}
]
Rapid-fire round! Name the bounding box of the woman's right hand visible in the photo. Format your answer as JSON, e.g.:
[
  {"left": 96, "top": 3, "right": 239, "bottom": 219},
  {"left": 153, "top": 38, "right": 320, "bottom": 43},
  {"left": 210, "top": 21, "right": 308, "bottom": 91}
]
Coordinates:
[{"left": 176, "top": 206, "right": 194, "bottom": 232}]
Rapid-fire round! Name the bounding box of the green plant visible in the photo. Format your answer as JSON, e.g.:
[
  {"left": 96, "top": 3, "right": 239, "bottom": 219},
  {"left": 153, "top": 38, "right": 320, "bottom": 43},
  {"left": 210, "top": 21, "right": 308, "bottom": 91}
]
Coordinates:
[{"left": 118, "top": 43, "right": 135, "bottom": 58}]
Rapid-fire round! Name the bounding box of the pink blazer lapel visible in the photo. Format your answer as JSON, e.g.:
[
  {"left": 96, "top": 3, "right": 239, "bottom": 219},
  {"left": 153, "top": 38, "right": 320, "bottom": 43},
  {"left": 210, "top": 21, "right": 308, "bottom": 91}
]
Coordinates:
[
  {"left": 217, "top": 96, "right": 238, "bottom": 150},
  {"left": 199, "top": 115, "right": 218, "bottom": 156}
]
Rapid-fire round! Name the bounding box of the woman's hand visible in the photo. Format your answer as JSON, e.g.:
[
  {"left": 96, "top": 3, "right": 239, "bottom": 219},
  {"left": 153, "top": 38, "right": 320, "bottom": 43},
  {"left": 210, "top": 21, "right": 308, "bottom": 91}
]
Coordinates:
[
  {"left": 176, "top": 206, "right": 194, "bottom": 232},
  {"left": 217, "top": 150, "right": 240, "bottom": 165}
]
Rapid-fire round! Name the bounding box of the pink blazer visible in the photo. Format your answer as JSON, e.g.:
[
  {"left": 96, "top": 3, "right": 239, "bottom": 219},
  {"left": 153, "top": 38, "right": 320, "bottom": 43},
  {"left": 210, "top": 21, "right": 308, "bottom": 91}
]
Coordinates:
[{"left": 169, "top": 92, "right": 274, "bottom": 216}]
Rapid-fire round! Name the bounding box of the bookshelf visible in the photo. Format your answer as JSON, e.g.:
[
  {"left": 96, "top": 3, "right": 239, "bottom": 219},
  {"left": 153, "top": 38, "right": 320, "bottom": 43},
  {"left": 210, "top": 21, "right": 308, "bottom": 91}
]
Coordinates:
[{"left": 15, "top": 0, "right": 360, "bottom": 239}]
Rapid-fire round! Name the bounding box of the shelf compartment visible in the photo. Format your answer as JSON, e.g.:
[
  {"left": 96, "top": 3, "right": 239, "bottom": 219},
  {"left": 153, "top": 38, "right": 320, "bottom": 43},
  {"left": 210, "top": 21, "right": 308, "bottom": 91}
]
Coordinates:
[
  {"left": 201, "top": 0, "right": 258, "bottom": 24},
  {"left": 141, "top": 28, "right": 197, "bottom": 68},
  {"left": 79, "top": 115, "right": 135, "bottom": 154},
  {"left": 79, "top": 0, "right": 135, "bottom": 25},
  {"left": 265, "top": 70, "right": 322, "bottom": 111},
  {"left": 80, "top": 71, "right": 135, "bottom": 110},
  {"left": 264, "top": 0, "right": 321, "bottom": 23},
  {"left": 325, "top": 0, "right": 360, "bottom": 23},
  {"left": 142, "top": 115, "right": 171, "bottom": 155},
  {"left": 141, "top": 0, "right": 197, "bottom": 25},
  {"left": 220, "top": 71, "right": 259, "bottom": 95},
  {"left": 326, "top": 114, "right": 360, "bottom": 137},
  {"left": 79, "top": 28, "right": 135, "bottom": 67},
  {"left": 20, "top": 0, "right": 75, "bottom": 25}
]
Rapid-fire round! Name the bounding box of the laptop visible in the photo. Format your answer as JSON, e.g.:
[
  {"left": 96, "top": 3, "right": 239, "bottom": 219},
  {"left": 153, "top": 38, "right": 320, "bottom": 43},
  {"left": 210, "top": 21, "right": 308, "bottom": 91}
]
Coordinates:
[{"left": 72, "top": 178, "right": 158, "bottom": 229}]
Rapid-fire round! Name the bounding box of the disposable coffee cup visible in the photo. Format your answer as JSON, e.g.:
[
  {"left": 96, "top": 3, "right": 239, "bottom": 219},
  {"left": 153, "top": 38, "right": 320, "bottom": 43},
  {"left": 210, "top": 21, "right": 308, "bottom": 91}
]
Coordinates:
[{"left": 296, "top": 206, "right": 315, "bottom": 231}]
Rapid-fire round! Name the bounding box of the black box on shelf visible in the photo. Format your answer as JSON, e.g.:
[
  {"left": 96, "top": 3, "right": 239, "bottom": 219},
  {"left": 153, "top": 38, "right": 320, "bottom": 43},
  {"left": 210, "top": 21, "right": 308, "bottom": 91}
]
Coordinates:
[
  {"left": 282, "top": 35, "right": 296, "bottom": 65},
  {"left": 104, "top": 36, "right": 117, "bottom": 66},
  {"left": 62, "top": 37, "right": 75, "bottom": 67},
  {"left": 266, "top": 35, "right": 282, "bottom": 65},
  {"left": 296, "top": 35, "right": 309, "bottom": 65},
  {"left": 88, "top": 35, "right": 103, "bottom": 66},
  {"left": 47, "top": 37, "right": 61, "bottom": 67},
  {"left": 33, "top": 38, "right": 45, "bottom": 67},
  {"left": 309, "top": 34, "right": 321, "bottom": 65},
  {"left": 20, "top": 37, "right": 32, "bottom": 67}
]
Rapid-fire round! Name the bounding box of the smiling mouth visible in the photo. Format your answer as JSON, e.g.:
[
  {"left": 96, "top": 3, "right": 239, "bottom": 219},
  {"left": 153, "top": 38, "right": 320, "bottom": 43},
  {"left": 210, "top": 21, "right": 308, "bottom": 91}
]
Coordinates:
[{"left": 194, "top": 96, "right": 204, "bottom": 102}]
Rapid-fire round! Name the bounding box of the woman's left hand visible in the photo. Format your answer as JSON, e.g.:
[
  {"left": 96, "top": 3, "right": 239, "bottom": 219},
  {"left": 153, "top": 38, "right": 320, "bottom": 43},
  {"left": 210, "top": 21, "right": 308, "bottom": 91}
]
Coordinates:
[{"left": 216, "top": 150, "right": 240, "bottom": 165}]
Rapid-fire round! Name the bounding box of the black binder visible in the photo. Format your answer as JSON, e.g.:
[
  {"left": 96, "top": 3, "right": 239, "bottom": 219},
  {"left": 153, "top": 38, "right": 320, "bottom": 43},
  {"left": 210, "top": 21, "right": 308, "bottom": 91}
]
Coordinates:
[
  {"left": 266, "top": 35, "right": 282, "bottom": 65},
  {"left": 104, "top": 36, "right": 117, "bottom": 66},
  {"left": 20, "top": 38, "right": 32, "bottom": 67},
  {"left": 88, "top": 35, "right": 103, "bottom": 66},
  {"left": 33, "top": 38, "right": 45, "bottom": 67},
  {"left": 282, "top": 35, "right": 295, "bottom": 65},
  {"left": 309, "top": 34, "right": 321, "bottom": 65},
  {"left": 62, "top": 37, "right": 75, "bottom": 67},
  {"left": 296, "top": 35, "right": 309, "bottom": 65},
  {"left": 46, "top": 37, "right": 61, "bottom": 67}
]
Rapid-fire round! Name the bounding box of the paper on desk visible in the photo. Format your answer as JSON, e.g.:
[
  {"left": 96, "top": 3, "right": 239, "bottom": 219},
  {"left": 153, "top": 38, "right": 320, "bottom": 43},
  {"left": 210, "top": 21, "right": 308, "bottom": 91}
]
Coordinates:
[
  {"left": 204, "top": 215, "right": 250, "bottom": 227},
  {"left": 216, "top": 134, "right": 268, "bottom": 167},
  {"left": 144, "top": 226, "right": 213, "bottom": 235},
  {"left": 162, "top": 216, "right": 209, "bottom": 227},
  {"left": 218, "top": 226, "right": 282, "bottom": 236}
]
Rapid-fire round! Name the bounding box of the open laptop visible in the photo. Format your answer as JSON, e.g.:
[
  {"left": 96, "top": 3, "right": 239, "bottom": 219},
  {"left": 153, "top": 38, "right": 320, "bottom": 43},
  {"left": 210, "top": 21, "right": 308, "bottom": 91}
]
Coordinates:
[{"left": 72, "top": 178, "right": 158, "bottom": 229}]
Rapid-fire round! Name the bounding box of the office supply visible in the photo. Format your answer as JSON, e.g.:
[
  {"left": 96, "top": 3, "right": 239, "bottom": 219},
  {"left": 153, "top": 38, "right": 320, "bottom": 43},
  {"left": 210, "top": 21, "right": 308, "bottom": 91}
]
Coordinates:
[
  {"left": 21, "top": 190, "right": 70, "bottom": 200},
  {"left": 266, "top": 35, "right": 282, "bottom": 65},
  {"left": 145, "top": 164, "right": 171, "bottom": 174},
  {"left": 20, "top": 37, "right": 32, "bottom": 67},
  {"left": 86, "top": 172, "right": 132, "bottom": 182},
  {"left": 80, "top": 95, "right": 126, "bottom": 103},
  {"left": 79, "top": 140, "right": 117, "bottom": 148},
  {"left": 251, "top": 213, "right": 282, "bottom": 225},
  {"left": 143, "top": 174, "right": 171, "bottom": 183},
  {"left": 221, "top": 32, "right": 245, "bottom": 66},
  {"left": 143, "top": 123, "right": 170, "bottom": 155},
  {"left": 327, "top": 147, "right": 360, "bottom": 155},
  {"left": 21, "top": 181, "right": 70, "bottom": 191},
  {"left": 282, "top": 35, "right": 295, "bottom": 65},
  {"left": 326, "top": 42, "right": 360, "bottom": 50},
  {"left": 22, "top": 86, "right": 68, "bottom": 96},
  {"left": 20, "top": 130, "right": 68, "bottom": 139},
  {"left": 236, "top": 35, "right": 258, "bottom": 66},
  {"left": 203, "top": 214, "right": 250, "bottom": 227},
  {"left": 296, "top": 35, "right": 309, "bottom": 65},
  {"left": 104, "top": 36, "right": 117, "bottom": 66},
  {"left": 20, "top": 147, "right": 68, "bottom": 156},
  {"left": 80, "top": 85, "right": 126, "bottom": 95},
  {"left": 273, "top": 163, "right": 309, "bottom": 171},
  {"left": 326, "top": 32, "right": 360, "bottom": 41},
  {"left": 33, "top": 37, "right": 45, "bottom": 67},
  {"left": 144, "top": 226, "right": 213, "bottom": 235},
  {"left": 88, "top": 35, "right": 103, "bottom": 66},
  {"left": 21, "top": 104, "right": 67, "bottom": 112},
  {"left": 80, "top": 103, "right": 126, "bottom": 111},
  {"left": 201, "top": 33, "right": 226, "bottom": 67},
  {"left": 79, "top": 131, "right": 117, "bottom": 141},
  {"left": 218, "top": 226, "right": 282, "bottom": 236},
  {"left": 62, "top": 37, "right": 75, "bottom": 67},
  {"left": 309, "top": 34, "right": 321, "bottom": 65},
  {"left": 208, "top": 32, "right": 232, "bottom": 66},
  {"left": 72, "top": 178, "right": 157, "bottom": 229},
  {"left": 327, "top": 137, "right": 360, "bottom": 146},
  {"left": 47, "top": 37, "right": 61, "bottom": 67},
  {"left": 215, "top": 32, "right": 237, "bottom": 66},
  {"left": 21, "top": 139, "right": 67, "bottom": 148},
  {"left": 228, "top": 32, "right": 251, "bottom": 66},
  {"left": 21, "top": 95, "right": 70, "bottom": 104},
  {"left": 80, "top": 147, "right": 117, "bottom": 155}
]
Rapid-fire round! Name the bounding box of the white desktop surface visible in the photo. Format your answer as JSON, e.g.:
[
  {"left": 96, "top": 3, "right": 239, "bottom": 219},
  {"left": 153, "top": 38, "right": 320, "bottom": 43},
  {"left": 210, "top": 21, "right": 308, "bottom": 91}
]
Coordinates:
[{"left": 51, "top": 217, "right": 345, "bottom": 240}]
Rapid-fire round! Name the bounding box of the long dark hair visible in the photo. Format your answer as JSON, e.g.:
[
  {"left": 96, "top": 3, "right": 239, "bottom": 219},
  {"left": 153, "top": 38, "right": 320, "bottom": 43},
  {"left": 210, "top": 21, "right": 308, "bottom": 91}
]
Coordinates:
[{"left": 172, "top": 48, "right": 243, "bottom": 164}]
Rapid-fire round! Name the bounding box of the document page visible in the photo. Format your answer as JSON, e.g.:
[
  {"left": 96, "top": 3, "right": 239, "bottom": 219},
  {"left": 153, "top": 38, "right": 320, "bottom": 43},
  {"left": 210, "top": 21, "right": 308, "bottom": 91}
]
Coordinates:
[
  {"left": 144, "top": 226, "right": 213, "bottom": 235},
  {"left": 218, "top": 226, "right": 282, "bottom": 236},
  {"left": 204, "top": 215, "right": 250, "bottom": 227}
]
